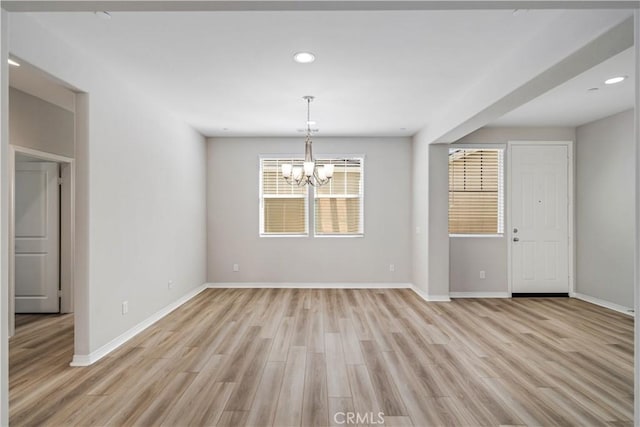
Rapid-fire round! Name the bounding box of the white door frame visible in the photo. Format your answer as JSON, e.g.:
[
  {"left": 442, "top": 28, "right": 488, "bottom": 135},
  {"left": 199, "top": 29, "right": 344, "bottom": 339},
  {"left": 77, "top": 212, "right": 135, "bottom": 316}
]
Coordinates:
[
  {"left": 507, "top": 140, "right": 574, "bottom": 295},
  {"left": 8, "top": 145, "right": 75, "bottom": 336}
]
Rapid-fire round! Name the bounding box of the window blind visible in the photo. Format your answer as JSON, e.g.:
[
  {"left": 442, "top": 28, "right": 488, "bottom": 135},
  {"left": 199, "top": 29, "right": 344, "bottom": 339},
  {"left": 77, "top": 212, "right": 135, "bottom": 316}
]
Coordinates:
[
  {"left": 315, "top": 159, "right": 363, "bottom": 235},
  {"left": 261, "top": 159, "right": 307, "bottom": 235},
  {"left": 448, "top": 149, "right": 504, "bottom": 234}
]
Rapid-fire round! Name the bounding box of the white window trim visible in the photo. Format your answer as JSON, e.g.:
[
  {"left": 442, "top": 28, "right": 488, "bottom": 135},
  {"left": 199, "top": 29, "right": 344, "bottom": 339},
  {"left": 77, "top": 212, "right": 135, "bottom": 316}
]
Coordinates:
[
  {"left": 259, "top": 155, "right": 309, "bottom": 237},
  {"left": 450, "top": 234, "right": 504, "bottom": 238},
  {"left": 258, "top": 154, "right": 365, "bottom": 238},
  {"left": 450, "top": 143, "right": 506, "bottom": 150},
  {"left": 448, "top": 145, "right": 505, "bottom": 237},
  {"left": 313, "top": 155, "right": 365, "bottom": 237}
]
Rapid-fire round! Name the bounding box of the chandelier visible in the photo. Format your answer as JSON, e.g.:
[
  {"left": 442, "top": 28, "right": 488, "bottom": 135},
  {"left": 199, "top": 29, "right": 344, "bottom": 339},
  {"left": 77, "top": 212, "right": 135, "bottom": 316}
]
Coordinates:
[{"left": 281, "top": 96, "right": 334, "bottom": 187}]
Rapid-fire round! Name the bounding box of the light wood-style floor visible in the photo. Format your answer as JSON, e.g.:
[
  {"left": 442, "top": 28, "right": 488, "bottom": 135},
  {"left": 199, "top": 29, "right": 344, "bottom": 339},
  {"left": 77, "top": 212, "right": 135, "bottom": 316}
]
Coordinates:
[{"left": 10, "top": 288, "right": 634, "bottom": 426}]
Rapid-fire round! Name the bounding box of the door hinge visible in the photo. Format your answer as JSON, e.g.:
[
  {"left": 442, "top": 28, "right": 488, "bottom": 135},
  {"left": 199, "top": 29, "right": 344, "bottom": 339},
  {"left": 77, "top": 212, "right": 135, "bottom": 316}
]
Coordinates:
[
  {"left": 57, "top": 177, "right": 63, "bottom": 186},
  {"left": 57, "top": 289, "right": 62, "bottom": 298}
]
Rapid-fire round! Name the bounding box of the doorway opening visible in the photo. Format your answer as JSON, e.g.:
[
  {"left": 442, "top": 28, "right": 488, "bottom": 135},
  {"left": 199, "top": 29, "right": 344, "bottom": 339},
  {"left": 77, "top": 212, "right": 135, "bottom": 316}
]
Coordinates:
[{"left": 9, "top": 146, "right": 75, "bottom": 336}]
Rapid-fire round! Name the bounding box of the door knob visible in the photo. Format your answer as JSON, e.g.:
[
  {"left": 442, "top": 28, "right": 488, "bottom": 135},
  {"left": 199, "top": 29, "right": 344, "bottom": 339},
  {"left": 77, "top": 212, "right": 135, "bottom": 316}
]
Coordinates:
[
  {"left": 513, "top": 237, "right": 519, "bottom": 242},
  {"left": 513, "top": 228, "right": 518, "bottom": 233}
]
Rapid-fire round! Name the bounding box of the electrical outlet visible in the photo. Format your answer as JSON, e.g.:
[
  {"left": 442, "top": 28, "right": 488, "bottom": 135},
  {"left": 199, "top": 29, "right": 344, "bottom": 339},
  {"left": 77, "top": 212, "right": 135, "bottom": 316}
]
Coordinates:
[
  {"left": 479, "top": 270, "right": 486, "bottom": 279},
  {"left": 122, "top": 301, "right": 128, "bottom": 315},
  {"left": 233, "top": 263, "right": 239, "bottom": 272},
  {"left": 168, "top": 280, "right": 174, "bottom": 289},
  {"left": 389, "top": 264, "right": 395, "bottom": 272}
]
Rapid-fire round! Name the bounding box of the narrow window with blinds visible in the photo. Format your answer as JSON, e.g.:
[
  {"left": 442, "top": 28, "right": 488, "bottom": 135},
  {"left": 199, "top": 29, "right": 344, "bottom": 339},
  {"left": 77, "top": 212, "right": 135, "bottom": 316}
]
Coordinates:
[
  {"left": 315, "top": 158, "right": 364, "bottom": 236},
  {"left": 449, "top": 148, "right": 504, "bottom": 235},
  {"left": 260, "top": 158, "right": 308, "bottom": 235}
]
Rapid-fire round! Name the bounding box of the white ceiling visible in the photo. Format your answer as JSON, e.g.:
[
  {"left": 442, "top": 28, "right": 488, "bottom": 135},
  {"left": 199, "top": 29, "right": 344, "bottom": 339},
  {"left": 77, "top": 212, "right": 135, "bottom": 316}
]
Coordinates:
[
  {"left": 491, "top": 46, "right": 635, "bottom": 127},
  {"left": 13, "top": 8, "right": 636, "bottom": 138}
]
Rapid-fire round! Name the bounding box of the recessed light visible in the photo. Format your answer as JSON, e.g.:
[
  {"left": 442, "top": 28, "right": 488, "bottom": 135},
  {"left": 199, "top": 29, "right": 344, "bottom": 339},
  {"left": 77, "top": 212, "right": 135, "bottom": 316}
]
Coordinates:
[
  {"left": 293, "top": 52, "right": 315, "bottom": 64},
  {"left": 604, "top": 76, "right": 626, "bottom": 85},
  {"left": 8, "top": 59, "right": 20, "bottom": 67},
  {"left": 587, "top": 87, "right": 599, "bottom": 92}
]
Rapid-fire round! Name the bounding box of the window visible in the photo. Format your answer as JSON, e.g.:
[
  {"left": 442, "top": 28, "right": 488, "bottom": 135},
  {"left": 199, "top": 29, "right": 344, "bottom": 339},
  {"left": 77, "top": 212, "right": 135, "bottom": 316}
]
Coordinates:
[
  {"left": 260, "top": 157, "right": 364, "bottom": 236},
  {"left": 315, "top": 159, "right": 364, "bottom": 235},
  {"left": 260, "top": 158, "right": 308, "bottom": 235},
  {"left": 448, "top": 148, "right": 504, "bottom": 235}
]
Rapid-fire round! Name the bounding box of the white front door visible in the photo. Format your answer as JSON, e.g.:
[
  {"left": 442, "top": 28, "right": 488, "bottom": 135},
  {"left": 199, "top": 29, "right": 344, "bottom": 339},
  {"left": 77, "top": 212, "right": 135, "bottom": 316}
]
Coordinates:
[
  {"left": 511, "top": 144, "right": 569, "bottom": 294},
  {"left": 15, "top": 162, "right": 60, "bottom": 313}
]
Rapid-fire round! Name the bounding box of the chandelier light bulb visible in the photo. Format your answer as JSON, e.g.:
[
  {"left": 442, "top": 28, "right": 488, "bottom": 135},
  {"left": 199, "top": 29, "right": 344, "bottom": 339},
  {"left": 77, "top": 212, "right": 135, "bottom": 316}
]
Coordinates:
[
  {"left": 304, "top": 161, "right": 315, "bottom": 177},
  {"left": 324, "top": 164, "right": 335, "bottom": 178},
  {"left": 281, "top": 163, "right": 292, "bottom": 178},
  {"left": 317, "top": 167, "right": 327, "bottom": 181}
]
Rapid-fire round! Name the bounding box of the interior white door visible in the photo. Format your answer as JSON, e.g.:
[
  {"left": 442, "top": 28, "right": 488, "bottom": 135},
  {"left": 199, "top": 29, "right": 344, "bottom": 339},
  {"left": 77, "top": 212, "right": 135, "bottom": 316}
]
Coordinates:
[
  {"left": 15, "top": 161, "right": 60, "bottom": 313},
  {"left": 511, "top": 145, "right": 569, "bottom": 294}
]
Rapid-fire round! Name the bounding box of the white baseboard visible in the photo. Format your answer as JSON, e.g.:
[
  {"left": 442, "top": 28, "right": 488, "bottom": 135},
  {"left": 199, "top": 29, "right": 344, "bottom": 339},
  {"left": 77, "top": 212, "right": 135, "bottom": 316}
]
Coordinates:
[
  {"left": 570, "top": 292, "right": 634, "bottom": 317},
  {"left": 411, "top": 285, "right": 451, "bottom": 302},
  {"left": 70, "top": 283, "right": 209, "bottom": 367},
  {"left": 209, "top": 282, "right": 454, "bottom": 303},
  {"left": 450, "top": 292, "right": 510, "bottom": 298},
  {"left": 207, "top": 282, "right": 413, "bottom": 289}
]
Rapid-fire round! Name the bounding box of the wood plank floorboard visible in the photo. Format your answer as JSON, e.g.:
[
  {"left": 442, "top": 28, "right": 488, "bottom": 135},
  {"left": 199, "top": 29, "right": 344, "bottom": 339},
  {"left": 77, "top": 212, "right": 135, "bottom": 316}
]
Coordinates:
[{"left": 9, "top": 289, "right": 634, "bottom": 426}]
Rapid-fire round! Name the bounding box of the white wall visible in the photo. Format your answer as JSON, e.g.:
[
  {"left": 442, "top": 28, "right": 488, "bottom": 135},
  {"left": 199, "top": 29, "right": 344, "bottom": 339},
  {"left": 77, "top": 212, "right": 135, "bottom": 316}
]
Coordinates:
[
  {"left": 451, "top": 126, "right": 576, "bottom": 294},
  {"left": 428, "top": 144, "right": 450, "bottom": 298},
  {"left": 412, "top": 131, "right": 428, "bottom": 294},
  {"left": 450, "top": 237, "right": 507, "bottom": 293},
  {"left": 89, "top": 90, "right": 206, "bottom": 351},
  {"left": 9, "top": 87, "right": 74, "bottom": 157},
  {"left": 576, "top": 110, "right": 634, "bottom": 308},
  {"left": 9, "top": 13, "right": 207, "bottom": 356},
  {"left": 207, "top": 137, "right": 412, "bottom": 284},
  {"left": 411, "top": 131, "right": 449, "bottom": 299},
  {"left": 456, "top": 126, "right": 576, "bottom": 144},
  {"left": 0, "top": 9, "right": 9, "bottom": 426}
]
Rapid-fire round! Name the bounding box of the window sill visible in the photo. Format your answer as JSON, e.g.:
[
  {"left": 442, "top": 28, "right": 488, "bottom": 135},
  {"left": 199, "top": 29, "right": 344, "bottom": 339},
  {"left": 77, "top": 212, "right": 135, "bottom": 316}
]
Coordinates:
[
  {"left": 260, "top": 234, "right": 309, "bottom": 238},
  {"left": 449, "top": 234, "right": 504, "bottom": 238},
  {"left": 314, "top": 234, "right": 364, "bottom": 238}
]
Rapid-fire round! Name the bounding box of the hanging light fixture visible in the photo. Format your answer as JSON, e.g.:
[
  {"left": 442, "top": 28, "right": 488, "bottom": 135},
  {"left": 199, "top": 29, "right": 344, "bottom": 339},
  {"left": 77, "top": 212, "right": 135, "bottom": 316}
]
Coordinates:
[{"left": 281, "top": 96, "right": 334, "bottom": 187}]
